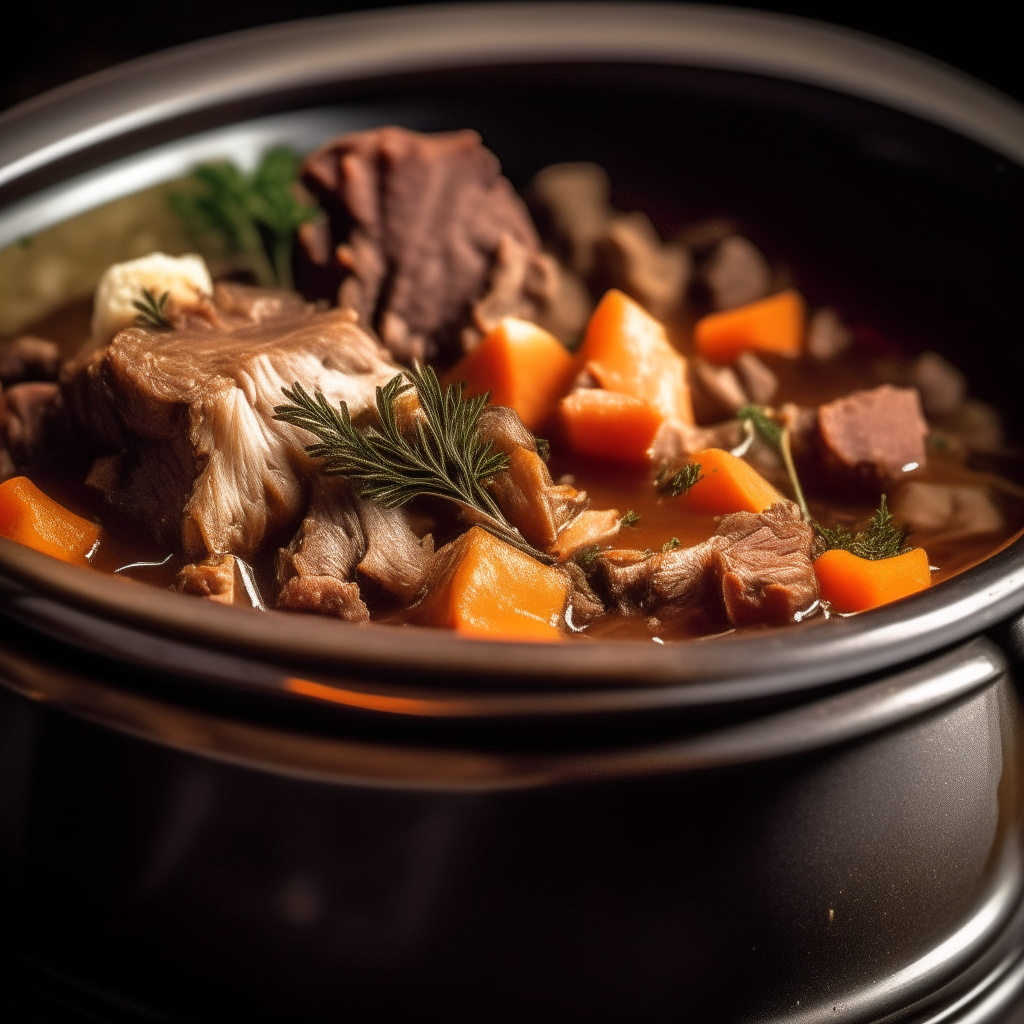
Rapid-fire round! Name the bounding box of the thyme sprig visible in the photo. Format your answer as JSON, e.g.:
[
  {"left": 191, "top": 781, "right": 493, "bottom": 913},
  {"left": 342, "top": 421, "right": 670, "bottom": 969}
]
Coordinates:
[
  {"left": 814, "top": 495, "right": 912, "bottom": 560},
  {"left": 274, "top": 364, "right": 554, "bottom": 562},
  {"left": 736, "top": 404, "right": 810, "bottom": 521},
  {"left": 169, "top": 147, "right": 318, "bottom": 289},
  {"left": 132, "top": 288, "right": 171, "bottom": 328}
]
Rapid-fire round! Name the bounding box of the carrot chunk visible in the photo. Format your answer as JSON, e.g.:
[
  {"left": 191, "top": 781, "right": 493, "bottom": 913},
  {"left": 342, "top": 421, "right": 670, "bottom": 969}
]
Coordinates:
[
  {"left": 0, "top": 476, "right": 101, "bottom": 566},
  {"left": 412, "top": 527, "right": 568, "bottom": 641},
  {"left": 448, "top": 317, "right": 575, "bottom": 431},
  {"left": 694, "top": 289, "right": 806, "bottom": 364},
  {"left": 558, "top": 389, "right": 663, "bottom": 464},
  {"left": 577, "top": 289, "right": 694, "bottom": 423},
  {"left": 814, "top": 547, "right": 931, "bottom": 612},
  {"left": 680, "top": 448, "right": 784, "bottom": 515}
]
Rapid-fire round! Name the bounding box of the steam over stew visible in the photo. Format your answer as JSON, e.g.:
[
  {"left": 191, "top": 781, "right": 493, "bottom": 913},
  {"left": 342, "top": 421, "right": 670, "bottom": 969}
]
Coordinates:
[{"left": 1, "top": 127, "right": 1020, "bottom": 643}]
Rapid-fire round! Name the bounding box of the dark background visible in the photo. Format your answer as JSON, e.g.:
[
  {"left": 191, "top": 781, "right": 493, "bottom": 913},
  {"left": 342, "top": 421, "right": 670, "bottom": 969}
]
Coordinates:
[{"left": 2, "top": 1, "right": 1023, "bottom": 115}]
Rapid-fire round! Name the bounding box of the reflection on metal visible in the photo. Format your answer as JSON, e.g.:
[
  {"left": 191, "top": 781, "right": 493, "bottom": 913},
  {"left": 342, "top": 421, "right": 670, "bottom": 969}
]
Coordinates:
[{"left": 235, "top": 557, "right": 266, "bottom": 612}]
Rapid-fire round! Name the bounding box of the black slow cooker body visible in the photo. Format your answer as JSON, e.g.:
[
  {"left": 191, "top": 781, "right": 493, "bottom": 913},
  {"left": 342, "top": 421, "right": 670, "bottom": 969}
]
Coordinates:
[{"left": 3, "top": 5, "right": 1024, "bottom": 1021}]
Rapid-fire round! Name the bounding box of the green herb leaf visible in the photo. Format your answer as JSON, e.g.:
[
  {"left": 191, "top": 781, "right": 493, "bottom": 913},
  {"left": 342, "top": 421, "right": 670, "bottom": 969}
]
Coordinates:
[
  {"left": 814, "top": 495, "right": 911, "bottom": 561},
  {"left": 534, "top": 436, "right": 551, "bottom": 462},
  {"left": 273, "top": 364, "right": 554, "bottom": 563},
  {"left": 169, "top": 147, "right": 318, "bottom": 289},
  {"left": 737, "top": 404, "right": 810, "bottom": 521},
  {"left": 657, "top": 461, "right": 703, "bottom": 498},
  {"left": 132, "top": 288, "right": 171, "bottom": 328},
  {"left": 573, "top": 545, "right": 601, "bottom": 573},
  {"left": 621, "top": 510, "right": 641, "bottom": 527},
  {"left": 661, "top": 537, "right": 682, "bottom": 552}
]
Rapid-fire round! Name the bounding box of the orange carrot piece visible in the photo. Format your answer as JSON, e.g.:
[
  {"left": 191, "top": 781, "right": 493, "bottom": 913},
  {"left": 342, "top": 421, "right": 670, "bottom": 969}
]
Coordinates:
[
  {"left": 694, "top": 289, "right": 806, "bottom": 364},
  {"left": 448, "top": 317, "right": 575, "bottom": 431},
  {"left": 577, "top": 289, "right": 694, "bottom": 423},
  {"left": 680, "top": 448, "right": 784, "bottom": 515},
  {"left": 813, "top": 547, "right": 931, "bottom": 613},
  {"left": 558, "top": 389, "right": 664, "bottom": 464},
  {"left": 0, "top": 476, "right": 101, "bottom": 566},
  {"left": 412, "top": 527, "right": 567, "bottom": 641}
]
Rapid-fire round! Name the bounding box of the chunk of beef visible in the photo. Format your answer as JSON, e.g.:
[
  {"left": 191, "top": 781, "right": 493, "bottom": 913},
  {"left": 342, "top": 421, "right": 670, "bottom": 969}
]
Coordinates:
[
  {"left": 596, "top": 502, "right": 817, "bottom": 627},
  {"left": 529, "top": 161, "right": 690, "bottom": 320},
  {"left": 528, "top": 162, "right": 611, "bottom": 277},
  {"left": 891, "top": 482, "right": 1003, "bottom": 543},
  {"left": 908, "top": 352, "right": 966, "bottom": 419},
  {"left": 275, "top": 476, "right": 433, "bottom": 618},
  {"left": 296, "top": 127, "right": 560, "bottom": 363},
  {"left": 62, "top": 285, "right": 400, "bottom": 560},
  {"left": 701, "top": 235, "right": 772, "bottom": 310},
  {"left": 689, "top": 358, "right": 746, "bottom": 421},
  {"left": 2, "top": 381, "right": 80, "bottom": 471},
  {"left": 0, "top": 336, "right": 60, "bottom": 385},
  {"left": 591, "top": 213, "right": 691, "bottom": 320},
  {"left": 735, "top": 351, "right": 778, "bottom": 405},
  {"left": 476, "top": 405, "right": 620, "bottom": 558},
  {"left": 817, "top": 385, "right": 927, "bottom": 490},
  {"left": 177, "top": 553, "right": 265, "bottom": 609},
  {"left": 806, "top": 308, "right": 853, "bottom": 361}
]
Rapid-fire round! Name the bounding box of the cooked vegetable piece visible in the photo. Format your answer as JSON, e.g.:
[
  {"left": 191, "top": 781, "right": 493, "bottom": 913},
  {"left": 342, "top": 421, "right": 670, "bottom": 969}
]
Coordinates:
[
  {"left": 679, "top": 448, "right": 784, "bottom": 515},
  {"left": 448, "top": 317, "right": 574, "bottom": 431},
  {"left": 412, "top": 527, "right": 568, "bottom": 641},
  {"left": 576, "top": 289, "right": 694, "bottom": 423},
  {"left": 813, "top": 547, "right": 931, "bottom": 612},
  {"left": 558, "top": 389, "right": 663, "bottom": 463},
  {"left": 694, "top": 289, "right": 805, "bottom": 364},
  {"left": 0, "top": 476, "right": 101, "bottom": 565}
]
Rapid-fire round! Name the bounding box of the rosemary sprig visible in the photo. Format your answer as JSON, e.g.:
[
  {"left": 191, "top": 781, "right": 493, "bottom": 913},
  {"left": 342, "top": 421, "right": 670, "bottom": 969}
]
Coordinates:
[
  {"left": 169, "top": 147, "right": 318, "bottom": 289},
  {"left": 736, "top": 404, "right": 810, "bottom": 521},
  {"left": 132, "top": 288, "right": 170, "bottom": 328},
  {"left": 274, "top": 364, "right": 554, "bottom": 562},
  {"left": 815, "top": 495, "right": 911, "bottom": 560},
  {"left": 657, "top": 461, "right": 703, "bottom": 498}
]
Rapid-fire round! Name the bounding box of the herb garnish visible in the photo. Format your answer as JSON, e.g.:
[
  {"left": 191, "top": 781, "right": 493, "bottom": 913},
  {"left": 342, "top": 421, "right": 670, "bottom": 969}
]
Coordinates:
[
  {"left": 657, "top": 461, "right": 703, "bottom": 498},
  {"left": 814, "top": 495, "right": 911, "bottom": 560},
  {"left": 274, "top": 364, "right": 554, "bottom": 562},
  {"left": 661, "top": 537, "right": 682, "bottom": 552},
  {"left": 573, "top": 545, "right": 601, "bottom": 573},
  {"left": 621, "top": 510, "right": 641, "bottom": 527},
  {"left": 534, "top": 436, "right": 551, "bottom": 462},
  {"left": 132, "top": 288, "right": 171, "bottom": 328},
  {"left": 736, "top": 404, "right": 811, "bottom": 521},
  {"left": 169, "top": 147, "right": 318, "bottom": 290}
]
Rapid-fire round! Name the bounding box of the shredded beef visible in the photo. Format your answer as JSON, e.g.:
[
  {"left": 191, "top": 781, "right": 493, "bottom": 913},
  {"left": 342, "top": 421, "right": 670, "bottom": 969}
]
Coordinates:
[
  {"left": 818, "top": 385, "right": 928, "bottom": 489},
  {"left": 595, "top": 502, "right": 817, "bottom": 627},
  {"left": 61, "top": 284, "right": 400, "bottom": 559},
  {"left": 296, "top": 126, "right": 562, "bottom": 364}
]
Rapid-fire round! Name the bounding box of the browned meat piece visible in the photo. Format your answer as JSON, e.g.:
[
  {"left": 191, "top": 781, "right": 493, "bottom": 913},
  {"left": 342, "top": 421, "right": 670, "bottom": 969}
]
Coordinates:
[
  {"left": 890, "top": 482, "right": 1003, "bottom": 543},
  {"left": 595, "top": 501, "right": 817, "bottom": 627},
  {"left": 931, "top": 400, "right": 1003, "bottom": 454},
  {"left": 528, "top": 162, "right": 611, "bottom": 277},
  {"left": 0, "top": 336, "right": 60, "bottom": 385},
  {"left": 278, "top": 576, "right": 370, "bottom": 622},
  {"left": 296, "top": 126, "right": 559, "bottom": 363},
  {"left": 62, "top": 284, "right": 400, "bottom": 559},
  {"left": 476, "top": 404, "right": 621, "bottom": 558},
  {"left": 275, "top": 476, "right": 432, "bottom": 616},
  {"left": 176, "top": 553, "right": 266, "bottom": 609},
  {"left": 735, "top": 351, "right": 778, "bottom": 405},
  {"left": 806, "top": 308, "right": 853, "bottom": 361},
  {"left": 702, "top": 235, "right": 772, "bottom": 310},
  {"left": 2, "top": 381, "right": 79, "bottom": 471},
  {"left": 689, "top": 358, "right": 746, "bottom": 422},
  {"left": 558, "top": 560, "right": 607, "bottom": 628},
  {"left": 591, "top": 212, "right": 691, "bottom": 320},
  {"left": 818, "top": 385, "right": 928, "bottom": 489},
  {"left": 908, "top": 352, "right": 966, "bottom": 419},
  {"left": 648, "top": 418, "right": 745, "bottom": 469}
]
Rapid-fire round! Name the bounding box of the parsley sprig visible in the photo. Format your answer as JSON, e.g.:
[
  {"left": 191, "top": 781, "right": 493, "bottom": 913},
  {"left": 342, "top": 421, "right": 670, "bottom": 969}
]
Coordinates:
[
  {"left": 657, "top": 461, "right": 704, "bottom": 498},
  {"left": 736, "top": 404, "right": 810, "bottom": 521},
  {"left": 274, "top": 364, "right": 554, "bottom": 562},
  {"left": 169, "top": 147, "right": 318, "bottom": 289}
]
